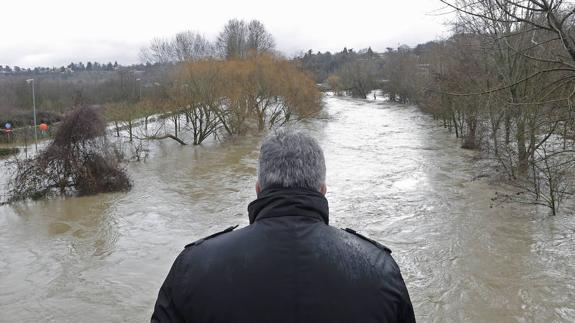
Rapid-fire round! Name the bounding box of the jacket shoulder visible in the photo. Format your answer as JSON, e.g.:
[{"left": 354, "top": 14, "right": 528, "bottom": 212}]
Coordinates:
[
  {"left": 341, "top": 228, "right": 392, "bottom": 254},
  {"left": 184, "top": 225, "right": 239, "bottom": 248}
]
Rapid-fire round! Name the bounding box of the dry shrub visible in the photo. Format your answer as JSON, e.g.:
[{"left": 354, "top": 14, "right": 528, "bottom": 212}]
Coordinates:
[
  {"left": 52, "top": 106, "right": 106, "bottom": 146},
  {"left": 9, "top": 107, "right": 131, "bottom": 201}
]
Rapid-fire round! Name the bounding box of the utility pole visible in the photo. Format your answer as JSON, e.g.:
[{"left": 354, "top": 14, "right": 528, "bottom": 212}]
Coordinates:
[{"left": 26, "top": 79, "right": 38, "bottom": 154}]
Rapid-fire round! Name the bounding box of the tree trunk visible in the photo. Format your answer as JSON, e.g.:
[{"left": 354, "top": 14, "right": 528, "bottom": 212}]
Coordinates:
[
  {"left": 504, "top": 113, "right": 511, "bottom": 145},
  {"left": 128, "top": 120, "right": 133, "bottom": 142},
  {"left": 462, "top": 114, "right": 477, "bottom": 149},
  {"left": 516, "top": 119, "right": 528, "bottom": 176},
  {"left": 451, "top": 111, "right": 459, "bottom": 138}
]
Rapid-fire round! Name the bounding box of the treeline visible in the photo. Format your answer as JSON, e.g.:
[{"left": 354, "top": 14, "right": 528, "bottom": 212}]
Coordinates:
[
  {"left": 383, "top": 0, "right": 575, "bottom": 215},
  {"left": 0, "top": 60, "right": 128, "bottom": 122},
  {"left": 0, "top": 64, "right": 162, "bottom": 128},
  {"left": 296, "top": 47, "right": 379, "bottom": 82},
  {"left": 0, "top": 61, "right": 121, "bottom": 74},
  {"left": 139, "top": 19, "right": 275, "bottom": 63},
  {"left": 294, "top": 47, "right": 385, "bottom": 99}
]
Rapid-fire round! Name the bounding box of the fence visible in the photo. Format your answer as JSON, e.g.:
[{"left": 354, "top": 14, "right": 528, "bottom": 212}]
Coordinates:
[{"left": 0, "top": 124, "right": 58, "bottom": 145}]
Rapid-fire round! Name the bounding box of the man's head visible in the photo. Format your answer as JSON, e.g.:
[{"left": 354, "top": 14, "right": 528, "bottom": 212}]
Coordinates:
[{"left": 257, "top": 129, "right": 327, "bottom": 195}]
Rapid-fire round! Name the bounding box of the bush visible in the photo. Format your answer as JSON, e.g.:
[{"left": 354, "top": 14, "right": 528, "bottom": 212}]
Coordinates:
[{"left": 8, "top": 106, "right": 131, "bottom": 201}]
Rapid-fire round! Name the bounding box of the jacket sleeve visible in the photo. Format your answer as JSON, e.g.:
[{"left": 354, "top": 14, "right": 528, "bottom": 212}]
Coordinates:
[
  {"left": 151, "top": 254, "right": 185, "bottom": 323},
  {"left": 396, "top": 279, "right": 416, "bottom": 323},
  {"left": 389, "top": 257, "right": 416, "bottom": 323}
]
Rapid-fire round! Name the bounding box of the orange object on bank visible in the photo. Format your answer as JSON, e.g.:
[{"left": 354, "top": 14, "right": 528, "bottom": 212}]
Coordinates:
[{"left": 39, "top": 123, "right": 49, "bottom": 131}]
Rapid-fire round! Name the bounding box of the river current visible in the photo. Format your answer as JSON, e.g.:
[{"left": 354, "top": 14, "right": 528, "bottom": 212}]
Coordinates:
[{"left": 1, "top": 95, "right": 574, "bottom": 322}]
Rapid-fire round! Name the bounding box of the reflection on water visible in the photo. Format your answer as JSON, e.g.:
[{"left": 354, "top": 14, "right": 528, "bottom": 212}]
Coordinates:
[{"left": 1, "top": 94, "right": 574, "bottom": 322}]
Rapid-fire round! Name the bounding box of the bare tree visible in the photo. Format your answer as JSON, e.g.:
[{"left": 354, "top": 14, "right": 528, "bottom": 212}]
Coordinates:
[
  {"left": 413, "top": 0, "right": 575, "bottom": 214},
  {"left": 170, "top": 59, "right": 223, "bottom": 145},
  {"left": 173, "top": 31, "right": 214, "bottom": 61},
  {"left": 336, "top": 60, "right": 379, "bottom": 99},
  {"left": 440, "top": 0, "right": 575, "bottom": 75},
  {"left": 383, "top": 46, "right": 421, "bottom": 103},
  {"left": 140, "top": 37, "right": 174, "bottom": 64},
  {"left": 247, "top": 20, "right": 275, "bottom": 54},
  {"left": 140, "top": 31, "right": 214, "bottom": 64},
  {"left": 216, "top": 19, "right": 275, "bottom": 59},
  {"left": 216, "top": 19, "right": 248, "bottom": 59}
]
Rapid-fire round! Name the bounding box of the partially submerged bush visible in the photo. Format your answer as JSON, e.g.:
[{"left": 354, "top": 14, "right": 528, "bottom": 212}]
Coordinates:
[{"left": 9, "top": 107, "right": 131, "bottom": 201}]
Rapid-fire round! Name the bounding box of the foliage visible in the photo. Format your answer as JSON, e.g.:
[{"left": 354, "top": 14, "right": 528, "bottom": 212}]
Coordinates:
[{"left": 295, "top": 47, "right": 381, "bottom": 83}]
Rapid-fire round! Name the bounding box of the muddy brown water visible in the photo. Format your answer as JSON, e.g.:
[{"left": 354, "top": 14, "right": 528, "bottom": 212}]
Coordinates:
[{"left": 1, "top": 95, "right": 574, "bottom": 322}]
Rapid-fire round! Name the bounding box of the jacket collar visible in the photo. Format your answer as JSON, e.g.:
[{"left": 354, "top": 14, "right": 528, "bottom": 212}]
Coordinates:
[{"left": 247, "top": 186, "right": 329, "bottom": 224}]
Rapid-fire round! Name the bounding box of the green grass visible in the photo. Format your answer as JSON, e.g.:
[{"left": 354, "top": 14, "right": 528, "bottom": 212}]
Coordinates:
[{"left": 0, "top": 147, "right": 19, "bottom": 157}]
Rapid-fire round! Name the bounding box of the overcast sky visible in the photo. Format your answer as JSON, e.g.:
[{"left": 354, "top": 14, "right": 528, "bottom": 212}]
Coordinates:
[{"left": 0, "top": 0, "right": 452, "bottom": 68}]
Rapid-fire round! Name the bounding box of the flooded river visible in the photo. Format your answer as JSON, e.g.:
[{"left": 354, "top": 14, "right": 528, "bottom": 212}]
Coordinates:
[{"left": 1, "top": 95, "right": 574, "bottom": 322}]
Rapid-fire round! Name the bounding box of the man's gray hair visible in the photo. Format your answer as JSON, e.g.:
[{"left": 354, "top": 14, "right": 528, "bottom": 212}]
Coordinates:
[{"left": 258, "top": 129, "right": 326, "bottom": 192}]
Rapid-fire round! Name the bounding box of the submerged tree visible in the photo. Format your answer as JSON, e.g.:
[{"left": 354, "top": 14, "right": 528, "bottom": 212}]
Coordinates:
[
  {"left": 335, "top": 59, "right": 380, "bottom": 99},
  {"left": 386, "top": 0, "right": 575, "bottom": 215},
  {"left": 169, "top": 54, "right": 321, "bottom": 143},
  {"left": 9, "top": 107, "right": 131, "bottom": 201}
]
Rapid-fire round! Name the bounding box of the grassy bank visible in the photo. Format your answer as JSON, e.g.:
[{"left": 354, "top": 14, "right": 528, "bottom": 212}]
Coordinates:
[{"left": 0, "top": 147, "right": 19, "bottom": 157}]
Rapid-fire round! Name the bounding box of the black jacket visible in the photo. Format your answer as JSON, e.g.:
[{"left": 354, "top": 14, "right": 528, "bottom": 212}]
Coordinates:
[{"left": 152, "top": 187, "right": 416, "bottom": 323}]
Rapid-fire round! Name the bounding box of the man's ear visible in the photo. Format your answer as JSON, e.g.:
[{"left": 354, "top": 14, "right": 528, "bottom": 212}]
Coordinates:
[
  {"left": 320, "top": 184, "right": 327, "bottom": 196},
  {"left": 256, "top": 182, "right": 262, "bottom": 194}
]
